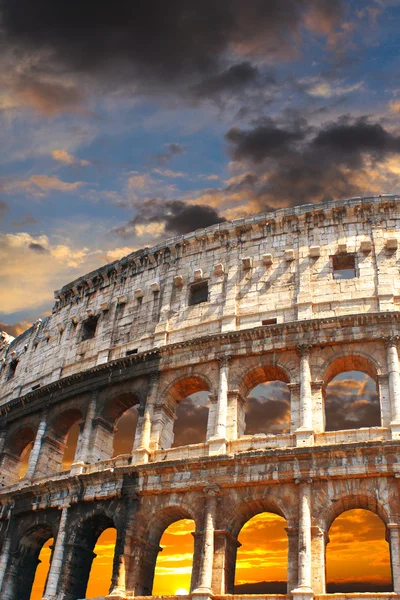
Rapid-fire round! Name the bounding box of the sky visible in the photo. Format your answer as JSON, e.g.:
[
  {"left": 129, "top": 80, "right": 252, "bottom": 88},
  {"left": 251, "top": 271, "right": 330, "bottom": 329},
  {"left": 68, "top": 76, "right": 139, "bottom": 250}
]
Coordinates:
[{"left": 1, "top": 0, "right": 400, "bottom": 333}]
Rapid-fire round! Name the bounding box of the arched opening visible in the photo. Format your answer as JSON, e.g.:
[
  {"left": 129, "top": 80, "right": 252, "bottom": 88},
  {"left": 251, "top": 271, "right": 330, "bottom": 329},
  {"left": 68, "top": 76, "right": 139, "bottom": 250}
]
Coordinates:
[
  {"left": 167, "top": 377, "right": 210, "bottom": 449},
  {"left": 234, "top": 512, "right": 288, "bottom": 594},
  {"left": 86, "top": 527, "right": 117, "bottom": 598},
  {"left": 172, "top": 392, "right": 210, "bottom": 447},
  {"left": 30, "top": 537, "right": 53, "bottom": 600},
  {"left": 241, "top": 366, "right": 290, "bottom": 436},
  {"left": 62, "top": 421, "right": 81, "bottom": 470},
  {"left": 62, "top": 514, "right": 116, "bottom": 600},
  {"left": 326, "top": 509, "right": 392, "bottom": 593},
  {"left": 245, "top": 382, "right": 290, "bottom": 435},
  {"left": 113, "top": 406, "right": 139, "bottom": 457},
  {"left": 324, "top": 356, "right": 380, "bottom": 431},
  {"left": 36, "top": 409, "right": 82, "bottom": 476},
  {"left": 1, "top": 426, "right": 35, "bottom": 483},
  {"left": 153, "top": 518, "right": 195, "bottom": 595},
  {"left": 10, "top": 525, "right": 53, "bottom": 600}
]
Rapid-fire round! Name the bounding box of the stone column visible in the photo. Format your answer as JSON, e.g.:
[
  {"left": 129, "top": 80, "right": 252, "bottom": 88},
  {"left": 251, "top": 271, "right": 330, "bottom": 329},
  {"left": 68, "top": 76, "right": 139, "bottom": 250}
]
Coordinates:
[
  {"left": 295, "top": 346, "right": 314, "bottom": 446},
  {"left": 387, "top": 523, "right": 400, "bottom": 594},
  {"left": 286, "top": 527, "right": 299, "bottom": 594},
  {"left": 192, "top": 485, "right": 220, "bottom": 598},
  {"left": 226, "top": 390, "right": 245, "bottom": 441},
  {"left": 387, "top": 337, "right": 400, "bottom": 439},
  {"left": 24, "top": 412, "right": 47, "bottom": 480},
  {"left": 70, "top": 390, "right": 98, "bottom": 474},
  {"left": 211, "top": 529, "right": 241, "bottom": 594},
  {"left": 209, "top": 358, "right": 230, "bottom": 455},
  {"left": 133, "top": 374, "right": 159, "bottom": 463},
  {"left": 291, "top": 481, "right": 314, "bottom": 600},
  {"left": 42, "top": 503, "right": 70, "bottom": 600},
  {"left": 0, "top": 504, "right": 14, "bottom": 592},
  {"left": 311, "top": 526, "right": 328, "bottom": 594}
]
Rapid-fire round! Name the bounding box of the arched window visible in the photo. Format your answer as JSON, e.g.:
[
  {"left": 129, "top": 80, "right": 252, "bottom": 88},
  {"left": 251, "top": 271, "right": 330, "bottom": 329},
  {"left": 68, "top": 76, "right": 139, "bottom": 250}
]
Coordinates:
[
  {"left": 241, "top": 366, "right": 290, "bottom": 437},
  {"left": 153, "top": 519, "right": 195, "bottom": 595},
  {"left": 62, "top": 515, "right": 116, "bottom": 599},
  {"left": 86, "top": 527, "right": 117, "bottom": 598},
  {"left": 234, "top": 512, "right": 288, "bottom": 594},
  {"left": 1, "top": 426, "right": 35, "bottom": 483},
  {"left": 326, "top": 509, "right": 392, "bottom": 593},
  {"left": 30, "top": 538, "right": 53, "bottom": 600},
  {"left": 8, "top": 525, "right": 53, "bottom": 600},
  {"left": 172, "top": 392, "right": 210, "bottom": 447},
  {"left": 36, "top": 409, "right": 82, "bottom": 476},
  {"left": 113, "top": 406, "right": 139, "bottom": 457},
  {"left": 245, "top": 382, "right": 290, "bottom": 435},
  {"left": 165, "top": 377, "right": 210, "bottom": 449},
  {"left": 324, "top": 365, "right": 380, "bottom": 431}
]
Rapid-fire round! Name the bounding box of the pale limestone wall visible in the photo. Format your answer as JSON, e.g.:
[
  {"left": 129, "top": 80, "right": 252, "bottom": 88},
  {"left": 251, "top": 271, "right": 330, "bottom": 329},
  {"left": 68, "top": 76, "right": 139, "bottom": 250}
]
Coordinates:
[{"left": 1, "top": 195, "right": 400, "bottom": 405}]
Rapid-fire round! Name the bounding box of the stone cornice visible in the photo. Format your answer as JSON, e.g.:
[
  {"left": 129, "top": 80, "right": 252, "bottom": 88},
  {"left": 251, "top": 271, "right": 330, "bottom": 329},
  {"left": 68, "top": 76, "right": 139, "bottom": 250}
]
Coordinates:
[
  {"left": 53, "top": 195, "right": 400, "bottom": 309},
  {"left": 0, "top": 310, "right": 399, "bottom": 420}
]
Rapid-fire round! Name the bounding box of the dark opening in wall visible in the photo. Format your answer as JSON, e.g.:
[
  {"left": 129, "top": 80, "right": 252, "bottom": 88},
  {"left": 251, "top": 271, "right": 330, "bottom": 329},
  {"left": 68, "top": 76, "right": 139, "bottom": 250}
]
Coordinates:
[
  {"left": 262, "top": 318, "right": 277, "bottom": 326},
  {"left": 332, "top": 253, "right": 356, "bottom": 279},
  {"left": 189, "top": 281, "right": 209, "bottom": 306},
  {"left": 81, "top": 316, "right": 98, "bottom": 341},
  {"left": 8, "top": 358, "right": 19, "bottom": 379}
]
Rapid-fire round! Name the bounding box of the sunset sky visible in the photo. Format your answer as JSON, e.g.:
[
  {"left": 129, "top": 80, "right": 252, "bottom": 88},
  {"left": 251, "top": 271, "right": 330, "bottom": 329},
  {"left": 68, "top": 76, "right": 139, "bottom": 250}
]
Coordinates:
[
  {"left": 1, "top": 0, "right": 400, "bottom": 334},
  {"left": 2, "top": 1, "right": 398, "bottom": 597}
]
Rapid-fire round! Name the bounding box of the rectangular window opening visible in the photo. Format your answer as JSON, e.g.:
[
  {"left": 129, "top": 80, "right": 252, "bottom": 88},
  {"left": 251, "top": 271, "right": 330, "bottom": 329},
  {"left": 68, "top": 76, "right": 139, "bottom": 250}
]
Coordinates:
[
  {"left": 189, "top": 281, "right": 209, "bottom": 306},
  {"left": 81, "top": 316, "right": 99, "bottom": 341},
  {"left": 332, "top": 253, "right": 356, "bottom": 280},
  {"left": 126, "top": 349, "right": 138, "bottom": 356},
  {"left": 8, "top": 359, "right": 19, "bottom": 380},
  {"left": 262, "top": 318, "right": 277, "bottom": 326}
]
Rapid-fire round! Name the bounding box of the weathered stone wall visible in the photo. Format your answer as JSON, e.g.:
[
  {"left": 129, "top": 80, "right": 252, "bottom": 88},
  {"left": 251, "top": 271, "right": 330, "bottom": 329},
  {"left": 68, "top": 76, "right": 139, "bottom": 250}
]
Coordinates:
[
  {"left": 1, "top": 195, "right": 400, "bottom": 404},
  {"left": 1, "top": 196, "right": 400, "bottom": 599}
]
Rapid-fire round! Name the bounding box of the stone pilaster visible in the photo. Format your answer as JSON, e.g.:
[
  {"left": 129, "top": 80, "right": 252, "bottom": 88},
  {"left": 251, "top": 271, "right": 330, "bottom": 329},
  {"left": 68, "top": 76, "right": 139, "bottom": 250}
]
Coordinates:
[
  {"left": 0, "top": 504, "right": 14, "bottom": 593},
  {"left": 311, "top": 526, "right": 328, "bottom": 594},
  {"left": 286, "top": 526, "right": 299, "bottom": 594},
  {"left": 133, "top": 374, "right": 159, "bottom": 463},
  {"left": 226, "top": 390, "right": 245, "bottom": 441},
  {"left": 42, "top": 503, "right": 70, "bottom": 600},
  {"left": 295, "top": 346, "right": 314, "bottom": 446},
  {"left": 24, "top": 411, "right": 47, "bottom": 480},
  {"left": 70, "top": 390, "right": 98, "bottom": 472},
  {"left": 291, "top": 481, "right": 314, "bottom": 600},
  {"left": 192, "top": 485, "right": 220, "bottom": 598},
  {"left": 387, "top": 523, "right": 400, "bottom": 594},
  {"left": 386, "top": 337, "right": 400, "bottom": 439},
  {"left": 211, "top": 529, "right": 240, "bottom": 594},
  {"left": 209, "top": 357, "right": 229, "bottom": 455}
]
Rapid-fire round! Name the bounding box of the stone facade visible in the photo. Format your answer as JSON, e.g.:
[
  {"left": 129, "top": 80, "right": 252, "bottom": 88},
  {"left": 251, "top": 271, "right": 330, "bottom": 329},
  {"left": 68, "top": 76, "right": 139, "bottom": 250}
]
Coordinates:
[{"left": 0, "top": 195, "right": 400, "bottom": 599}]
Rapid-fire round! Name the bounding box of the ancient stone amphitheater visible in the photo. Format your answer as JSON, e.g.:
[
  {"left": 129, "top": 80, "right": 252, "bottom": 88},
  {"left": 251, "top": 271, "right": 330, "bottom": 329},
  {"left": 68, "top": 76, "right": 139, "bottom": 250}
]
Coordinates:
[{"left": 1, "top": 195, "right": 400, "bottom": 600}]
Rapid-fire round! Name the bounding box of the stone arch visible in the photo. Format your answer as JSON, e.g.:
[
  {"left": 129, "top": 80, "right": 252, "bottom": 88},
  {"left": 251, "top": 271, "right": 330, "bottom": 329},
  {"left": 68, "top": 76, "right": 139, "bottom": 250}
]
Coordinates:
[
  {"left": 1, "top": 425, "right": 35, "bottom": 483},
  {"left": 159, "top": 375, "right": 212, "bottom": 449},
  {"left": 138, "top": 502, "right": 198, "bottom": 595},
  {"left": 225, "top": 495, "right": 291, "bottom": 595},
  {"left": 323, "top": 493, "right": 391, "bottom": 533},
  {"left": 9, "top": 522, "right": 54, "bottom": 600},
  {"left": 323, "top": 353, "right": 379, "bottom": 386},
  {"left": 322, "top": 354, "right": 381, "bottom": 431},
  {"left": 233, "top": 364, "right": 291, "bottom": 438},
  {"left": 62, "top": 511, "right": 117, "bottom": 600},
  {"left": 35, "top": 408, "right": 83, "bottom": 477}
]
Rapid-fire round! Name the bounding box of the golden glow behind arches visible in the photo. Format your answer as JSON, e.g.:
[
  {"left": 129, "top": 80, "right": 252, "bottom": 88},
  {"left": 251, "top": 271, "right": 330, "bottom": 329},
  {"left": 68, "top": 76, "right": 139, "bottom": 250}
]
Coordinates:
[
  {"left": 153, "top": 519, "right": 195, "bottom": 595},
  {"left": 30, "top": 538, "right": 53, "bottom": 600},
  {"left": 86, "top": 527, "right": 117, "bottom": 598}
]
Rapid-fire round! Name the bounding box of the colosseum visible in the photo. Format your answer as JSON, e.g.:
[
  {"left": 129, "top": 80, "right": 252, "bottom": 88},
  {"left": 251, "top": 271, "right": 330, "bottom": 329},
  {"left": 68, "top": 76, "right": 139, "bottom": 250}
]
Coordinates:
[{"left": 1, "top": 195, "right": 400, "bottom": 600}]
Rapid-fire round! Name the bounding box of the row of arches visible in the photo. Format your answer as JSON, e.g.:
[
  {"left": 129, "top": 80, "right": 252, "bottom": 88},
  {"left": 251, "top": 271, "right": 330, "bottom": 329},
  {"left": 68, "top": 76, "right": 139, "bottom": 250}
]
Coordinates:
[
  {"left": 26, "top": 508, "right": 392, "bottom": 599},
  {"left": 3, "top": 353, "right": 382, "bottom": 484}
]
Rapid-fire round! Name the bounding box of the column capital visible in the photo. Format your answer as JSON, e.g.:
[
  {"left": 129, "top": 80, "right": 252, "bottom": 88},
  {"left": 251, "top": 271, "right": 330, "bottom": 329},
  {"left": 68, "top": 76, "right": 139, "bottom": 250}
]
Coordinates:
[
  {"left": 311, "top": 380, "right": 324, "bottom": 390},
  {"left": 296, "top": 344, "right": 313, "bottom": 357},
  {"left": 385, "top": 334, "right": 400, "bottom": 348},
  {"left": 217, "top": 354, "right": 232, "bottom": 367},
  {"left": 202, "top": 483, "right": 220, "bottom": 498},
  {"left": 287, "top": 382, "right": 301, "bottom": 392}
]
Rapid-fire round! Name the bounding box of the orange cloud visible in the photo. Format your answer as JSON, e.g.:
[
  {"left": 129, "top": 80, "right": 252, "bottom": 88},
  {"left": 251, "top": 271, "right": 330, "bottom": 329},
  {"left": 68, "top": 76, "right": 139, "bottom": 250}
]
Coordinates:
[
  {"left": 52, "top": 149, "right": 90, "bottom": 167},
  {"left": 153, "top": 519, "right": 195, "bottom": 595}
]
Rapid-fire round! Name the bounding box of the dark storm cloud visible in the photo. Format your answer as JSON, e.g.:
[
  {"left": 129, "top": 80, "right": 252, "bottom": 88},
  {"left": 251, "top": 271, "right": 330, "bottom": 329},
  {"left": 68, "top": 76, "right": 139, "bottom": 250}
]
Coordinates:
[
  {"left": 325, "top": 376, "right": 380, "bottom": 431},
  {"left": 115, "top": 197, "right": 226, "bottom": 237},
  {"left": 225, "top": 116, "right": 400, "bottom": 208},
  {"left": 151, "top": 143, "right": 185, "bottom": 166},
  {"left": 192, "top": 62, "right": 268, "bottom": 99},
  {"left": 173, "top": 393, "right": 210, "bottom": 447},
  {"left": 28, "top": 242, "right": 49, "bottom": 254},
  {"left": 0, "top": 0, "right": 344, "bottom": 106},
  {"left": 245, "top": 382, "right": 291, "bottom": 435},
  {"left": 0, "top": 201, "right": 8, "bottom": 222}
]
